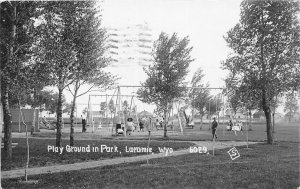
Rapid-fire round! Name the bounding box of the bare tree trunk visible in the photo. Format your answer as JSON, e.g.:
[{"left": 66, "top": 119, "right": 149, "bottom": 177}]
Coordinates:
[
  {"left": 272, "top": 112, "right": 275, "bottom": 133},
  {"left": 1, "top": 2, "right": 17, "bottom": 160},
  {"left": 183, "top": 110, "right": 189, "bottom": 125},
  {"left": 1, "top": 84, "right": 12, "bottom": 160},
  {"left": 163, "top": 109, "right": 167, "bottom": 138},
  {"left": 111, "top": 112, "right": 113, "bottom": 135},
  {"left": 18, "top": 97, "right": 30, "bottom": 181},
  {"left": 200, "top": 114, "right": 203, "bottom": 130},
  {"left": 56, "top": 86, "right": 63, "bottom": 147},
  {"left": 70, "top": 82, "right": 79, "bottom": 146},
  {"left": 249, "top": 110, "right": 252, "bottom": 131},
  {"left": 262, "top": 92, "right": 273, "bottom": 144}
]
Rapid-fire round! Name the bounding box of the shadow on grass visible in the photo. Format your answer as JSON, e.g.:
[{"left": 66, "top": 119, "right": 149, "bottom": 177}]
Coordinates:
[
  {"left": 2, "top": 142, "right": 299, "bottom": 189},
  {"left": 1, "top": 138, "right": 194, "bottom": 171}
]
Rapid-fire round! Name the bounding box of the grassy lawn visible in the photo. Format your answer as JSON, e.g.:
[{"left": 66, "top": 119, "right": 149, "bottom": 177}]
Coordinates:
[
  {"left": 2, "top": 142, "right": 299, "bottom": 189},
  {"left": 1, "top": 138, "right": 194, "bottom": 171},
  {"left": 29, "top": 120, "right": 299, "bottom": 142},
  {"left": 167, "top": 121, "right": 300, "bottom": 142}
]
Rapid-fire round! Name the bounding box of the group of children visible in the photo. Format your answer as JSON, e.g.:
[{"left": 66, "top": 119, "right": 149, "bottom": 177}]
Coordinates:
[
  {"left": 211, "top": 118, "right": 244, "bottom": 140},
  {"left": 115, "top": 116, "right": 152, "bottom": 135}
]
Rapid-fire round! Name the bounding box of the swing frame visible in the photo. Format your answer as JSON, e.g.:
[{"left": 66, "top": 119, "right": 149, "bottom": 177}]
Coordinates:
[{"left": 88, "top": 86, "right": 229, "bottom": 136}]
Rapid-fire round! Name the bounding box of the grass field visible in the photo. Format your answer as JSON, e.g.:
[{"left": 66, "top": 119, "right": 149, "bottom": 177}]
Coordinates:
[
  {"left": 32, "top": 120, "right": 299, "bottom": 142},
  {"left": 2, "top": 120, "right": 299, "bottom": 188},
  {"left": 2, "top": 142, "right": 299, "bottom": 189},
  {"left": 1, "top": 138, "right": 194, "bottom": 171}
]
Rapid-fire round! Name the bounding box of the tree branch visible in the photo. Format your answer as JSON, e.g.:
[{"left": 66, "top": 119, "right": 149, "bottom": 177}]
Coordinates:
[
  {"left": 63, "top": 78, "right": 76, "bottom": 90},
  {"left": 77, "top": 84, "right": 95, "bottom": 98},
  {"left": 13, "top": 42, "right": 32, "bottom": 55},
  {"left": 67, "top": 85, "right": 74, "bottom": 96}
]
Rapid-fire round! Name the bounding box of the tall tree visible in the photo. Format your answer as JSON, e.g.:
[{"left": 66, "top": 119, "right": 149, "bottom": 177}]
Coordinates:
[
  {"left": 137, "top": 32, "right": 193, "bottom": 137},
  {"left": 0, "top": 1, "right": 41, "bottom": 159},
  {"left": 64, "top": 1, "right": 115, "bottom": 146},
  {"left": 36, "top": 1, "right": 110, "bottom": 147},
  {"left": 222, "top": 0, "right": 300, "bottom": 144},
  {"left": 189, "top": 68, "right": 210, "bottom": 129}
]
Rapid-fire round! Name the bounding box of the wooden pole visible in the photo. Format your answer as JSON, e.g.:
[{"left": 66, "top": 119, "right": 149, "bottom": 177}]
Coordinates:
[
  {"left": 75, "top": 103, "right": 77, "bottom": 128},
  {"left": 106, "top": 94, "right": 108, "bottom": 127},
  {"left": 146, "top": 130, "right": 151, "bottom": 165},
  {"left": 209, "top": 100, "right": 211, "bottom": 130},
  {"left": 222, "top": 94, "right": 225, "bottom": 136},
  {"left": 212, "top": 134, "right": 215, "bottom": 156},
  {"left": 176, "top": 101, "right": 183, "bottom": 135},
  {"left": 246, "top": 109, "right": 249, "bottom": 149}
]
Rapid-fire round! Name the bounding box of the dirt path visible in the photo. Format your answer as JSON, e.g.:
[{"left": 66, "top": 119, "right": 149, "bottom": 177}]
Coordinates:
[{"left": 1, "top": 141, "right": 257, "bottom": 179}]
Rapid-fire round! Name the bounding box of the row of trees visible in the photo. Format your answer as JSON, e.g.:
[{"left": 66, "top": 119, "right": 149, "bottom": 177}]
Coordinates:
[
  {"left": 0, "top": 1, "right": 115, "bottom": 159},
  {"left": 10, "top": 89, "right": 76, "bottom": 114},
  {"left": 137, "top": 0, "right": 300, "bottom": 144}
]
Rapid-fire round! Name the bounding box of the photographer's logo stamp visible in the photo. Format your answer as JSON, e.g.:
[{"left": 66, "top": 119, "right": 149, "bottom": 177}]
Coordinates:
[{"left": 227, "top": 147, "right": 240, "bottom": 160}]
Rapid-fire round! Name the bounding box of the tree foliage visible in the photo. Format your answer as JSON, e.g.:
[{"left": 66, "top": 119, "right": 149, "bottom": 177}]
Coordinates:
[
  {"left": 222, "top": 0, "right": 300, "bottom": 144},
  {"left": 63, "top": 1, "right": 115, "bottom": 146},
  {"left": 137, "top": 32, "right": 193, "bottom": 137},
  {"left": 35, "top": 1, "right": 115, "bottom": 147},
  {"left": 205, "top": 95, "right": 222, "bottom": 116},
  {"left": 284, "top": 91, "right": 299, "bottom": 122},
  {"left": 0, "top": 1, "right": 43, "bottom": 159},
  {"left": 108, "top": 99, "right": 116, "bottom": 114},
  {"left": 189, "top": 68, "right": 210, "bottom": 128},
  {"left": 190, "top": 69, "right": 209, "bottom": 112}
]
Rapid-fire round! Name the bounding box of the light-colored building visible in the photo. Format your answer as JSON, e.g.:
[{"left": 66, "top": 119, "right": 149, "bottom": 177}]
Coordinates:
[{"left": 105, "top": 23, "right": 154, "bottom": 67}]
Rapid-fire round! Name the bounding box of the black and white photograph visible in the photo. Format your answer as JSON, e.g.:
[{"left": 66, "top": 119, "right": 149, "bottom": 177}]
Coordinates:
[{"left": 0, "top": 0, "right": 299, "bottom": 188}]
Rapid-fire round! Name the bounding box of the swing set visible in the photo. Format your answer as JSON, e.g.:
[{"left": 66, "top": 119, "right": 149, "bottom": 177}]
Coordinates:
[
  {"left": 86, "top": 85, "right": 250, "bottom": 140},
  {"left": 87, "top": 86, "right": 145, "bottom": 136}
]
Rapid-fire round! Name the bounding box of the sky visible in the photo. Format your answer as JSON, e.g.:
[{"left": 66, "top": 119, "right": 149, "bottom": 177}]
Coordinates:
[
  {"left": 100, "top": 0, "right": 242, "bottom": 87},
  {"left": 66, "top": 0, "right": 244, "bottom": 115}
]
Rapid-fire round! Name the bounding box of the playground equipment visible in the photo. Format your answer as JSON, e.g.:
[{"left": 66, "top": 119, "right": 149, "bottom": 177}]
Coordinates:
[
  {"left": 87, "top": 86, "right": 146, "bottom": 136},
  {"left": 85, "top": 85, "right": 252, "bottom": 142},
  {"left": 39, "top": 117, "right": 56, "bottom": 130}
]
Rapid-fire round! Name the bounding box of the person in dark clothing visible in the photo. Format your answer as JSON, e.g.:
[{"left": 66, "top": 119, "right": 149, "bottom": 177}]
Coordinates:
[
  {"left": 227, "top": 120, "right": 233, "bottom": 131},
  {"left": 211, "top": 117, "right": 218, "bottom": 140},
  {"left": 82, "top": 116, "right": 86, "bottom": 132},
  {"left": 139, "top": 120, "right": 144, "bottom": 132}
]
